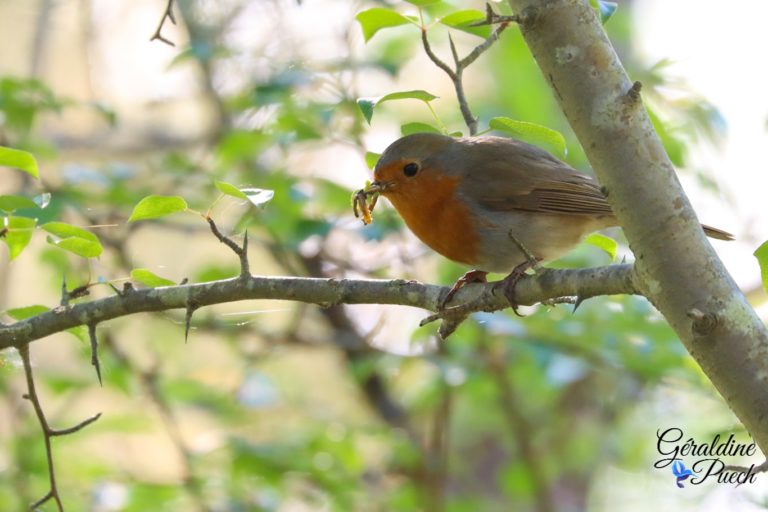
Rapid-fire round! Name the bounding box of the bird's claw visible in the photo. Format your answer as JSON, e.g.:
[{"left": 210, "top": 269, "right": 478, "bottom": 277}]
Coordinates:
[{"left": 438, "top": 269, "right": 488, "bottom": 310}]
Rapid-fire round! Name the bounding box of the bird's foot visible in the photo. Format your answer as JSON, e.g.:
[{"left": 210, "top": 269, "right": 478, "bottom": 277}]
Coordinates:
[
  {"left": 499, "top": 259, "right": 540, "bottom": 316},
  {"left": 438, "top": 269, "right": 488, "bottom": 310}
]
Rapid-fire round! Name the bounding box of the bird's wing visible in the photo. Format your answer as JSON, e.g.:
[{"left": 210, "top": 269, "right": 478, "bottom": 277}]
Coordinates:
[{"left": 454, "top": 139, "right": 614, "bottom": 217}]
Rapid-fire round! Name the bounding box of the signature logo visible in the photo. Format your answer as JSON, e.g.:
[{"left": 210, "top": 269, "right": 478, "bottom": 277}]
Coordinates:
[
  {"left": 671, "top": 459, "right": 697, "bottom": 488},
  {"left": 654, "top": 428, "right": 759, "bottom": 487}
]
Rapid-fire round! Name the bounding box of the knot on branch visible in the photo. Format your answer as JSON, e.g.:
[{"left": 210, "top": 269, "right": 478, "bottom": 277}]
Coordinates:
[
  {"left": 687, "top": 308, "right": 719, "bottom": 336},
  {"left": 626, "top": 80, "right": 643, "bottom": 102}
]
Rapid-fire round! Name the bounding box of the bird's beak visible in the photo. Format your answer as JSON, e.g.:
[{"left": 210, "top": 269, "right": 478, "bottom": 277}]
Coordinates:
[{"left": 368, "top": 180, "right": 391, "bottom": 193}]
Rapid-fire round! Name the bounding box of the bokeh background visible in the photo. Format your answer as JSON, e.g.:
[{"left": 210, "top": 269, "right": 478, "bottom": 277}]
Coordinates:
[{"left": 1, "top": 0, "right": 767, "bottom": 510}]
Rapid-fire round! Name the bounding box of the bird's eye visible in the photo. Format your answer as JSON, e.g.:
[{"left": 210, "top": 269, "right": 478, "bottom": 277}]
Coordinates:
[{"left": 403, "top": 162, "right": 419, "bottom": 177}]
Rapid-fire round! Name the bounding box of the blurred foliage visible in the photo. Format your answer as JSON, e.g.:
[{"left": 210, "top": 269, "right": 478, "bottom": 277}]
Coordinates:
[{"left": 0, "top": 1, "right": 741, "bottom": 511}]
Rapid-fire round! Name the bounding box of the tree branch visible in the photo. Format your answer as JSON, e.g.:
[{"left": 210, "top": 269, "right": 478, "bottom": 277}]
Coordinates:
[
  {"left": 19, "top": 343, "right": 101, "bottom": 511},
  {"left": 0, "top": 264, "right": 638, "bottom": 350},
  {"left": 506, "top": 0, "right": 768, "bottom": 453},
  {"left": 150, "top": 0, "right": 176, "bottom": 46},
  {"left": 420, "top": 18, "right": 512, "bottom": 135}
]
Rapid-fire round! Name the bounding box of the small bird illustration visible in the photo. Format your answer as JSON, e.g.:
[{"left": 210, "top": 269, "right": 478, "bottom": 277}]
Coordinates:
[{"left": 360, "top": 133, "right": 733, "bottom": 305}]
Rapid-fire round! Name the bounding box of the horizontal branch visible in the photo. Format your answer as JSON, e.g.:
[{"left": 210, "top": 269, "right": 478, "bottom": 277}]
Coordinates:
[{"left": 1, "top": 264, "right": 638, "bottom": 349}]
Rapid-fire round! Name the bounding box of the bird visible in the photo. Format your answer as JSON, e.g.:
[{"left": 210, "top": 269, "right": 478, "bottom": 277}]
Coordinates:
[{"left": 366, "top": 132, "right": 733, "bottom": 306}]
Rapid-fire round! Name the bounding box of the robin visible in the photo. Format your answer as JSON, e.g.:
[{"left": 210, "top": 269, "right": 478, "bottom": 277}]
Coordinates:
[{"left": 361, "top": 132, "right": 733, "bottom": 306}]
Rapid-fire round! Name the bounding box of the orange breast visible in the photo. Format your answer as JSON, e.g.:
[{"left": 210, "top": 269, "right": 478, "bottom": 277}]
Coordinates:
[{"left": 384, "top": 173, "right": 479, "bottom": 266}]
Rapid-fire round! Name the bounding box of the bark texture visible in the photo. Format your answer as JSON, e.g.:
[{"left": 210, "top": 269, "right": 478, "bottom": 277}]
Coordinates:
[{"left": 506, "top": 0, "right": 768, "bottom": 451}]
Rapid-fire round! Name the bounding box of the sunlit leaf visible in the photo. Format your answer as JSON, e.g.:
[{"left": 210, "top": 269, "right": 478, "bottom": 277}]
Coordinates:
[
  {"left": 128, "top": 195, "right": 188, "bottom": 222},
  {"left": 401, "top": 122, "right": 442, "bottom": 136},
  {"left": 489, "top": 117, "right": 567, "bottom": 159},
  {"left": 41, "top": 222, "right": 103, "bottom": 258},
  {"left": 365, "top": 152, "right": 381, "bottom": 170},
  {"left": 1, "top": 216, "right": 36, "bottom": 260},
  {"left": 0, "top": 195, "right": 38, "bottom": 212},
  {"left": 41, "top": 222, "right": 100, "bottom": 242},
  {"left": 241, "top": 188, "right": 275, "bottom": 207},
  {"left": 215, "top": 180, "right": 248, "bottom": 200},
  {"left": 357, "top": 90, "right": 438, "bottom": 124},
  {"left": 47, "top": 236, "right": 103, "bottom": 258},
  {"left": 439, "top": 9, "right": 491, "bottom": 38},
  {"left": 6, "top": 304, "right": 49, "bottom": 320},
  {"left": 584, "top": 233, "right": 617, "bottom": 260},
  {"left": 355, "top": 8, "right": 416, "bottom": 43},
  {"left": 0, "top": 146, "right": 39, "bottom": 179},
  {"left": 754, "top": 241, "right": 768, "bottom": 293},
  {"left": 131, "top": 268, "right": 176, "bottom": 287}
]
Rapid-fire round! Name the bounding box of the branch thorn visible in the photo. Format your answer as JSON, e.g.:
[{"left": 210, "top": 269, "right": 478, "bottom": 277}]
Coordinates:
[{"left": 88, "top": 323, "right": 102, "bottom": 386}]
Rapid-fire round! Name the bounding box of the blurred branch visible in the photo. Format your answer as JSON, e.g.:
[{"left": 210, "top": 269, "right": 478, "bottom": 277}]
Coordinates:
[
  {"left": 0, "top": 263, "right": 638, "bottom": 350},
  {"left": 103, "top": 334, "right": 209, "bottom": 512},
  {"left": 425, "top": 344, "right": 452, "bottom": 512},
  {"left": 18, "top": 344, "right": 101, "bottom": 511},
  {"left": 479, "top": 336, "right": 554, "bottom": 512},
  {"left": 301, "top": 253, "right": 418, "bottom": 438},
  {"left": 150, "top": 0, "right": 177, "bottom": 46},
  {"left": 30, "top": 0, "right": 53, "bottom": 76}
]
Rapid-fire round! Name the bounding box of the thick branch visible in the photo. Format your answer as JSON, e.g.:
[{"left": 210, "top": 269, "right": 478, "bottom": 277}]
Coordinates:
[
  {"left": 507, "top": 0, "right": 768, "bottom": 452},
  {"left": 0, "top": 265, "right": 638, "bottom": 350}
]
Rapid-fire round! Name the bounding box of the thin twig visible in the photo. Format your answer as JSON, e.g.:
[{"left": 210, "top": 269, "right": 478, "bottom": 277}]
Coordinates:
[
  {"left": 150, "top": 0, "right": 177, "bottom": 46},
  {"left": 420, "top": 29, "right": 456, "bottom": 80},
  {"left": 206, "top": 216, "right": 250, "bottom": 276},
  {"left": 420, "top": 17, "right": 513, "bottom": 135},
  {"left": 19, "top": 343, "right": 101, "bottom": 511},
  {"left": 461, "top": 22, "right": 510, "bottom": 68},
  {"left": 724, "top": 459, "right": 768, "bottom": 474},
  {"left": 469, "top": 3, "right": 521, "bottom": 27}
]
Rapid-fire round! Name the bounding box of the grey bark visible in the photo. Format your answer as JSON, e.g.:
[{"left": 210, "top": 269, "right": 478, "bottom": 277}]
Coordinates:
[{"left": 506, "top": 0, "right": 768, "bottom": 451}]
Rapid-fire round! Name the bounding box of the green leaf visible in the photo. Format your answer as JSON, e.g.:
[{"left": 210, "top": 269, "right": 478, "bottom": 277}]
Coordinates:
[
  {"left": 128, "top": 195, "right": 188, "bottom": 222},
  {"left": 6, "top": 304, "right": 49, "bottom": 320},
  {"left": 0, "top": 146, "right": 39, "bottom": 179},
  {"left": 355, "top": 8, "right": 415, "bottom": 43},
  {"left": 357, "top": 90, "right": 439, "bottom": 124},
  {"left": 241, "top": 188, "right": 275, "bottom": 207},
  {"left": 365, "top": 152, "right": 381, "bottom": 170},
  {"left": 47, "top": 236, "right": 103, "bottom": 258},
  {"left": 439, "top": 9, "right": 491, "bottom": 38},
  {"left": 41, "top": 222, "right": 99, "bottom": 242},
  {"left": 131, "top": 268, "right": 176, "bottom": 287},
  {"left": 215, "top": 180, "right": 248, "bottom": 199},
  {"left": 488, "top": 117, "right": 567, "bottom": 159},
  {"left": 0, "top": 195, "right": 38, "bottom": 212},
  {"left": 1, "top": 216, "right": 36, "bottom": 260},
  {"left": 401, "top": 122, "right": 442, "bottom": 136},
  {"left": 754, "top": 241, "right": 768, "bottom": 293},
  {"left": 65, "top": 325, "right": 88, "bottom": 343},
  {"left": 584, "top": 233, "right": 617, "bottom": 260},
  {"left": 41, "top": 222, "right": 103, "bottom": 258},
  {"left": 590, "top": 0, "right": 618, "bottom": 24}
]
